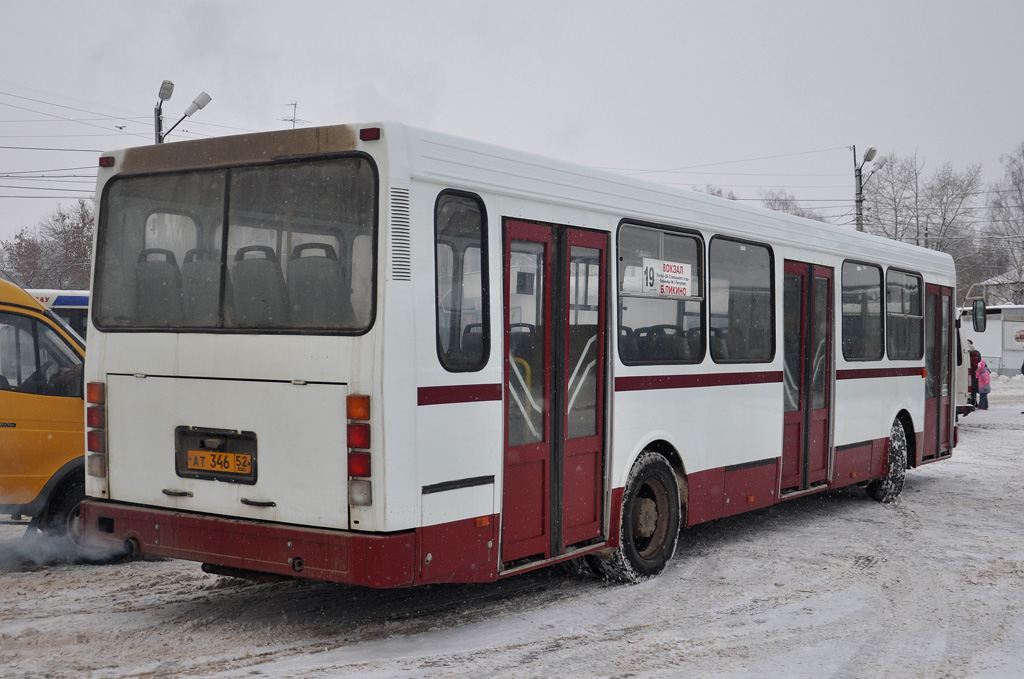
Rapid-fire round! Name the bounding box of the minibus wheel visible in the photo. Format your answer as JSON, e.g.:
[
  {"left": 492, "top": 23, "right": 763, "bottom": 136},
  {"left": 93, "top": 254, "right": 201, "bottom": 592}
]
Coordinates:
[{"left": 41, "top": 479, "right": 125, "bottom": 563}]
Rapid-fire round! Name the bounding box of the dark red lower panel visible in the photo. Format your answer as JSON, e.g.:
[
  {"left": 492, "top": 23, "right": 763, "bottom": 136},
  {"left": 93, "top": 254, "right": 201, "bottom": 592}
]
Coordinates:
[
  {"left": 80, "top": 501, "right": 505, "bottom": 588},
  {"left": 686, "top": 468, "right": 725, "bottom": 526},
  {"left": 723, "top": 461, "right": 778, "bottom": 517},
  {"left": 833, "top": 439, "right": 889, "bottom": 488},
  {"left": 417, "top": 514, "right": 498, "bottom": 585},
  {"left": 833, "top": 443, "right": 874, "bottom": 487},
  {"left": 607, "top": 486, "right": 624, "bottom": 548}
]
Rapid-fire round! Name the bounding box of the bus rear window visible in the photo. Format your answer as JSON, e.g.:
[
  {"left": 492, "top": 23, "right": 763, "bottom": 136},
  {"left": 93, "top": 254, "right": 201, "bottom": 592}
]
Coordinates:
[{"left": 94, "top": 155, "right": 377, "bottom": 333}]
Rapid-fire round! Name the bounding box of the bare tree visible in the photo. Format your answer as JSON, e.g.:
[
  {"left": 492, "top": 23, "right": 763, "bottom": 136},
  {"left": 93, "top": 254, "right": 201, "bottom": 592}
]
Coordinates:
[
  {"left": 0, "top": 228, "right": 49, "bottom": 288},
  {"left": 985, "top": 141, "right": 1024, "bottom": 304},
  {"left": 0, "top": 199, "right": 94, "bottom": 289},
  {"left": 759, "top": 188, "right": 828, "bottom": 222},
  {"left": 693, "top": 184, "right": 739, "bottom": 201},
  {"left": 863, "top": 152, "right": 926, "bottom": 244},
  {"left": 919, "top": 161, "right": 983, "bottom": 255}
]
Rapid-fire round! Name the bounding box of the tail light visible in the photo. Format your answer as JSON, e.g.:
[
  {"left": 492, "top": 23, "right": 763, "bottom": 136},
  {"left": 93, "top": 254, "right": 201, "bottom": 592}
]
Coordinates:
[
  {"left": 86, "top": 382, "right": 107, "bottom": 477},
  {"left": 347, "top": 394, "right": 372, "bottom": 506}
]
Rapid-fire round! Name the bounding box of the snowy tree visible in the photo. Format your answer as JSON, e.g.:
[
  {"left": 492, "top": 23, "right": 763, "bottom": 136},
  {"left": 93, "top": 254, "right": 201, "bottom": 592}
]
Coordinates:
[{"left": 0, "top": 199, "right": 94, "bottom": 289}]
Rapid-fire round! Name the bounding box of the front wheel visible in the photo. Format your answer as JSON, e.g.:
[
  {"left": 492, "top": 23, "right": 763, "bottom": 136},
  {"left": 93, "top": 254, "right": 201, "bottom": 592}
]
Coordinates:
[
  {"left": 589, "top": 452, "right": 680, "bottom": 583},
  {"left": 867, "top": 418, "right": 908, "bottom": 503}
]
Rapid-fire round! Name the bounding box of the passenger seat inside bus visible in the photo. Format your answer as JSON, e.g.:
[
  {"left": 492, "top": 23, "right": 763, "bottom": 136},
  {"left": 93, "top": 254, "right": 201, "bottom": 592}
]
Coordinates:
[
  {"left": 231, "top": 245, "right": 290, "bottom": 326},
  {"left": 459, "top": 323, "right": 484, "bottom": 365},
  {"left": 619, "top": 326, "right": 638, "bottom": 362},
  {"left": 134, "top": 248, "right": 184, "bottom": 325},
  {"left": 182, "top": 249, "right": 228, "bottom": 325},
  {"left": 638, "top": 325, "right": 690, "bottom": 361},
  {"left": 288, "top": 243, "right": 354, "bottom": 327}
]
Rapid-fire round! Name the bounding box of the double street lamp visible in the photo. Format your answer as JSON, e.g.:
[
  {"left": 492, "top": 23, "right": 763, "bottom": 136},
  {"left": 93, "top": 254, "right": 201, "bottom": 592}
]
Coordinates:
[
  {"left": 154, "top": 80, "right": 212, "bottom": 144},
  {"left": 854, "top": 145, "right": 887, "bottom": 232}
]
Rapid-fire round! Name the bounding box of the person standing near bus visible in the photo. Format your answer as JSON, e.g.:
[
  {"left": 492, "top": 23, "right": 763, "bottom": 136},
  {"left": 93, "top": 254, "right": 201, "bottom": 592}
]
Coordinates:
[
  {"left": 968, "top": 347, "right": 981, "bottom": 405},
  {"left": 977, "top": 358, "right": 991, "bottom": 410}
]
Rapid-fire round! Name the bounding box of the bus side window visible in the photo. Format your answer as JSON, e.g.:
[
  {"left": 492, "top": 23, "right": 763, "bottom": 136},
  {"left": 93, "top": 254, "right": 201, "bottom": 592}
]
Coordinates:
[
  {"left": 434, "top": 192, "right": 489, "bottom": 372},
  {"left": 886, "top": 269, "right": 923, "bottom": 360},
  {"left": 841, "top": 261, "right": 884, "bottom": 361},
  {"left": 709, "top": 237, "right": 774, "bottom": 363},
  {"left": 617, "top": 224, "right": 703, "bottom": 365}
]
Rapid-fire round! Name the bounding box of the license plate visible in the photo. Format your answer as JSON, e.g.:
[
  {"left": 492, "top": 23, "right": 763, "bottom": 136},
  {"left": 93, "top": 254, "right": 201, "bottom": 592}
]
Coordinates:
[
  {"left": 185, "top": 450, "right": 253, "bottom": 476},
  {"left": 175, "top": 426, "right": 258, "bottom": 484}
]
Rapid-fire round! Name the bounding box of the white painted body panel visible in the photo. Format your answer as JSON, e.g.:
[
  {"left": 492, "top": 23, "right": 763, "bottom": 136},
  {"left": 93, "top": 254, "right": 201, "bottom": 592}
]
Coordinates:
[{"left": 106, "top": 373, "right": 349, "bottom": 529}]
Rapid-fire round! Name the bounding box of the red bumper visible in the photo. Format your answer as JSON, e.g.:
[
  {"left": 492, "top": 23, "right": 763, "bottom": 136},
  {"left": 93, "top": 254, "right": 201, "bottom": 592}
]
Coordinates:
[{"left": 80, "top": 500, "right": 417, "bottom": 587}]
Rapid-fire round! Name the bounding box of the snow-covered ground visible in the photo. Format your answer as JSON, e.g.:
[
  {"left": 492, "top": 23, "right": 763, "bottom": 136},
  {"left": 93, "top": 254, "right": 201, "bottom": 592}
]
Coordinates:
[{"left": 4, "top": 378, "right": 1024, "bottom": 678}]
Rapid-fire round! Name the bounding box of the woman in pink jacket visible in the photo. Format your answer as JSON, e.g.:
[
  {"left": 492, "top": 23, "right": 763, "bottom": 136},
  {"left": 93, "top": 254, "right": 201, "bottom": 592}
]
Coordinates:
[{"left": 977, "top": 359, "right": 991, "bottom": 410}]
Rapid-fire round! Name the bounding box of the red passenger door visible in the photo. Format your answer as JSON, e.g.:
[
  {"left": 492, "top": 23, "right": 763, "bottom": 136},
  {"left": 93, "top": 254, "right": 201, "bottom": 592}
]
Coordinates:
[
  {"left": 923, "top": 285, "right": 953, "bottom": 461},
  {"left": 501, "top": 220, "right": 607, "bottom": 565},
  {"left": 781, "top": 261, "right": 833, "bottom": 493}
]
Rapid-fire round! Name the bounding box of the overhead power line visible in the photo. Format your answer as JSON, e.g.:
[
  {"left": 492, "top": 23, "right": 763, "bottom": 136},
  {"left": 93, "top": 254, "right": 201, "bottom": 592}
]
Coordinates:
[{"left": 0, "top": 145, "right": 102, "bottom": 152}]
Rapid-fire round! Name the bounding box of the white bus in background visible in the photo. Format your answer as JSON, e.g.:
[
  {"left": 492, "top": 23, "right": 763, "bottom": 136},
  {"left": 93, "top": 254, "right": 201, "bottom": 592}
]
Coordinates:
[
  {"left": 26, "top": 289, "right": 89, "bottom": 339},
  {"left": 80, "top": 123, "right": 959, "bottom": 586},
  {"left": 962, "top": 304, "right": 1024, "bottom": 376}
]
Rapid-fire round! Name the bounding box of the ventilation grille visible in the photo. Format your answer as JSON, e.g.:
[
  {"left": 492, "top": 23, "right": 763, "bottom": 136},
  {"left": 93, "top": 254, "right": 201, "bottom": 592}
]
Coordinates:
[{"left": 390, "top": 187, "right": 412, "bottom": 281}]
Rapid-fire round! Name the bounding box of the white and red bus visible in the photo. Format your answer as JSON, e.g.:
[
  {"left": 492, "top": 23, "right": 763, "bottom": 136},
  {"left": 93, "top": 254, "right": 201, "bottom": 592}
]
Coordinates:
[{"left": 80, "top": 123, "right": 958, "bottom": 585}]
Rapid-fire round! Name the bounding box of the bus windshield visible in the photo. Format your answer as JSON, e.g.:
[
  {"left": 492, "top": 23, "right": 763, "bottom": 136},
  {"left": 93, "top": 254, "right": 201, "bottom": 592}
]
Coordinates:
[{"left": 94, "top": 155, "right": 377, "bottom": 333}]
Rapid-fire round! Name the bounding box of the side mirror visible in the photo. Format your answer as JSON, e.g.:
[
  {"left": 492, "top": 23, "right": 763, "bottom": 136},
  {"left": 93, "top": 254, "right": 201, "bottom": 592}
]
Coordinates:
[{"left": 972, "top": 299, "right": 987, "bottom": 333}]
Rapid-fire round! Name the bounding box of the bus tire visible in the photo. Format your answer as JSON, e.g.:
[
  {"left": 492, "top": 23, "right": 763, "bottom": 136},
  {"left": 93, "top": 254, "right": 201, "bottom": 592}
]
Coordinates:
[
  {"left": 867, "top": 418, "right": 908, "bottom": 503},
  {"left": 44, "top": 478, "right": 127, "bottom": 564},
  {"left": 590, "top": 451, "right": 680, "bottom": 583}
]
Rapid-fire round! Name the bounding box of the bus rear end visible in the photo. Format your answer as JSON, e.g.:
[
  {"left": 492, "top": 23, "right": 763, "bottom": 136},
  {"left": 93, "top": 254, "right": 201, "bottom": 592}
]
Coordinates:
[{"left": 79, "top": 126, "right": 419, "bottom": 585}]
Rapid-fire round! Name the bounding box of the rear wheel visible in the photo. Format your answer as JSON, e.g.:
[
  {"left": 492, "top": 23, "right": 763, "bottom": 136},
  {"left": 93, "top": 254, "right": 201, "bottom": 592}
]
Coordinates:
[
  {"left": 867, "top": 418, "right": 908, "bottom": 502},
  {"left": 590, "top": 452, "right": 680, "bottom": 583},
  {"left": 42, "top": 479, "right": 127, "bottom": 563}
]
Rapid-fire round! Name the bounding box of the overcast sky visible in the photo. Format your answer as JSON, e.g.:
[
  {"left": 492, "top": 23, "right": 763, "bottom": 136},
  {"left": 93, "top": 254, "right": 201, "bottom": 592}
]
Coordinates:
[{"left": 2, "top": 0, "right": 1022, "bottom": 243}]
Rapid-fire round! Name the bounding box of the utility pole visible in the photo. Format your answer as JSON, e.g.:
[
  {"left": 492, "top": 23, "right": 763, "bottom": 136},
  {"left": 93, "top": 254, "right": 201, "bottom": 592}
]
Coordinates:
[
  {"left": 154, "top": 80, "right": 174, "bottom": 144},
  {"left": 854, "top": 145, "right": 887, "bottom": 232}
]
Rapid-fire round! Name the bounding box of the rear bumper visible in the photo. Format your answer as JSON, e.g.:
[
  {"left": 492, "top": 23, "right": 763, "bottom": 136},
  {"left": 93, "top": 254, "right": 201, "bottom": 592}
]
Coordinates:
[{"left": 79, "top": 500, "right": 417, "bottom": 587}]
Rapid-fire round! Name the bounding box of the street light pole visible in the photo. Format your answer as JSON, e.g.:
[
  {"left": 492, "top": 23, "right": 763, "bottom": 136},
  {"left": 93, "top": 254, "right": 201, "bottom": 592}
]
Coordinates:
[
  {"left": 154, "top": 80, "right": 174, "bottom": 144},
  {"left": 854, "top": 145, "right": 887, "bottom": 232},
  {"left": 153, "top": 81, "right": 211, "bottom": 144}
]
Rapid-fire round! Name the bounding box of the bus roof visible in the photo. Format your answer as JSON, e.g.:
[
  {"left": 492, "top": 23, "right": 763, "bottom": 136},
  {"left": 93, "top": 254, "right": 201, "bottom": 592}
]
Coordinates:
[{"left": 98, "top": 122, "right": 956, "bottom": 284}]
